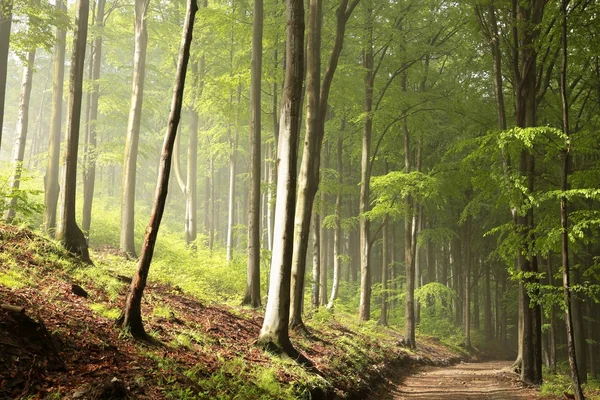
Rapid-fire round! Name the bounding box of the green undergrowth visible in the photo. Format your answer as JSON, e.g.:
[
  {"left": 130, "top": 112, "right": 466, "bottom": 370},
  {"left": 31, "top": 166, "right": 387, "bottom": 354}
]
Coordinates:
[
  {"left": 0, "top": 221, "right": 468, "bottom": 399},
  {"left": 541, "top": 364, "right": 600, "bottom": 399}
]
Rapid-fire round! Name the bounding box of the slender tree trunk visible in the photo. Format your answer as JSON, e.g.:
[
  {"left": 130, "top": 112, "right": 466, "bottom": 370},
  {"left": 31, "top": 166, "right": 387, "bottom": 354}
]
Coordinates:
[
  {"left": 358, "top": 4, "right": 374, "bottom": 323},
  {"left": 311, "top": 210, "right": 320, "bottom": 308},
  {"left": 327, "top": 132, "right": 343, "bottom": 309},
  {"left": 473, "top": 256, "right": 480, "bottom": 331},
  {"left": 0, "top": 0, "right": 13, "bottom": 150},
  {"left": 208, "top": 157, "right": 215, "bottom": 250},
  {"left": 257, "top": 0, "right": 304, "bottom": 355},
  {"left": 56, "top": 0, "right": 91, "bottom": 263},
  {"left": 226, "top": 128, "right": 238, "bottom": 262},
  {"left": 120, "top": 0, "right": 150, "bottom": 257},
  {"left": 319, "top": 145, "right": 329, "bottom": 305},
  {"left": 559, "top": 0, "right": 584, "bottom": 394},
  {"left": 379, "top": 218, "right": 388, "bottom": 326},
  {"left": 484, "top": 260, "right": 493, "bottom": 341},
  {"left": 404, "top": 110, "right": 415, "bottom": 346},
  {"left": 185, "top": 63, "right": 200, "bottom": 246},
  {"left": 118, "top": 0, "right": 197, "bottom": 338},
  {"left": 4, "top": 50, "right": 35, "bottom": 223},
  {"left": 464, "top": 218, "right": 471, "bottom": 348},
  {"left": 243, "top": 0, "right": 263, "bottom": 307},
  {"left": 82, "top": 0, "right": 105, "bottom": 239}
]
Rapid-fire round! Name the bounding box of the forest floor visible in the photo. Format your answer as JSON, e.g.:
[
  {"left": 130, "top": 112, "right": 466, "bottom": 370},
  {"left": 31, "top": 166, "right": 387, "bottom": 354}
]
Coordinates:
[
  {"left": 0, "top": 223, "right": 555, "bottom": 399},
  {"left": 369, "top": 360, "right": 556, "bottom": 400}
]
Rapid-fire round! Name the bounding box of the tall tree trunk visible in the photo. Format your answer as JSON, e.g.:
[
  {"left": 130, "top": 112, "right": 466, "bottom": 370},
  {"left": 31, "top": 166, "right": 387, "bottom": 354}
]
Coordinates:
[
  {"left": 118, "top": 0, "right": 197, "bottom": 338},
  {"left": 403, "top": 109, "right": 415, "bottom": 346},
  {"left": 473, "top": 257, "right": 480, "bottom": 331},
  {"left": 289, "top": 0, "right": 357, "bottom": 329},
  {"left": 56, "top": 0, "right": 91, "bottom": 263},
  {"left": 358, "top": 4, "right": 374, "bottom": 323},
  {"left": 4, "top": 50, "right": 35, "bottom": 223},
  {"left": 319, "top": 144, "right": 329, "bottom": 305},
  {"left": 185, "top": 64, "right": 200, "bottom": 246},
  {"left": 327, "top": 132, "right": 343, "bottom": 309},
  {"left": 120, "top": 0, "right": 150, "bottom": 257},
  {"left": 257, "top": 0, "right": 304, "bottom": 355},
  {"left": 243, "top": 0, "right": 262, "bottom": 307},
  {"left": 82, "top": 0, "right": 106, "bottom": 239},
  {"left": 559, "top": 0, "right": 584, "bottom": 394},
  {"left": 208, "top": 157, "right": 215, "bottom": 250},
  {"left": 0, "top": 0, "right": 13, "bottom": 150}
]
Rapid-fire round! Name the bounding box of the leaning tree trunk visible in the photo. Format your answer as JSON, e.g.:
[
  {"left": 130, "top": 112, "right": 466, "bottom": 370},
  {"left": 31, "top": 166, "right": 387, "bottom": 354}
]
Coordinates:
[
  {"left": 4, "top": 50, "right": 35, "bottom": 223},
  {"left": 118, "top": 0, "right": 197, "bottom": 338},
  {"left": 120, "top": 0, "right": 150, "bottom": 257},
  {"left": 56, "top": 0, "right": 91, "bottom": 264},
  {"left": 0, "top": 0, "right": 13, "bottom": 150},
  {"left": 242, "top": 0, "right": 263, "bottom": 308},
  {"left": 82, "top": 0, "right": 106, "bottom": 239},
  {"left": 257, "top": 0, "right": 304, "bottom": 355}
]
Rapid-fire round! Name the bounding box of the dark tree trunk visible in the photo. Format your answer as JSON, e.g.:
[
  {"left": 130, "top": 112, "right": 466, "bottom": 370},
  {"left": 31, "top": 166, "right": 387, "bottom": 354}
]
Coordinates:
[
  {"left": 243, "top": 0, "right": 263, "bottom": 308},
  {"left": 118, "top": 0, "right": 197, "bottom": 338},
  {"left": 559, "top": 0, "right": 584, "bottom": 395},
  {"left": 82, "top": 0, "right": 106, "bottom": 239},
  {"left": 56, "top": 0, "right": 91, "bottom": 264}
]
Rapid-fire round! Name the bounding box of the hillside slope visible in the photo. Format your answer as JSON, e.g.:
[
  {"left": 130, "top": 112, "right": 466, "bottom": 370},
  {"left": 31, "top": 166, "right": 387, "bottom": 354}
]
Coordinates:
[{"left": 0, "top": 224, "right": 463, "bottom": 399}]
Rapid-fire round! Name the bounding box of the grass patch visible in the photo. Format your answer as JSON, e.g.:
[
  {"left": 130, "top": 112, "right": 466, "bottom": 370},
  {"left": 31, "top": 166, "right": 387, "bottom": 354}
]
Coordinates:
[{"left": 89, "top": 303, "right": 121, "bottom": 319}]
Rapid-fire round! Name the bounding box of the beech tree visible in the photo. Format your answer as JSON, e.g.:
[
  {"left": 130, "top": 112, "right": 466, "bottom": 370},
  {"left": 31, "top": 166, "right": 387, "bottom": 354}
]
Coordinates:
[
  {"left": 258, "top": 0, "right": 304, "bottom": 354},
  {"left": 43, "top": 0, "right": 66, "bottom": 235},
  {"left": 56, "top": 0, "right": 91, "bottom": 263},
  {"left": 243, "top": 0, "right": 263, "bottom": 308},
  {"left": 121, "top": 0, "right": 150, "bottom": 257}
]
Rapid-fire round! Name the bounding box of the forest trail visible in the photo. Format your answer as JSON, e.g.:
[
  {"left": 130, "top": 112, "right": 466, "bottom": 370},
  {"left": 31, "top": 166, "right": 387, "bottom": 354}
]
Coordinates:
[{"left": 376, "top": 360, "right": 544, "bottom": 400}]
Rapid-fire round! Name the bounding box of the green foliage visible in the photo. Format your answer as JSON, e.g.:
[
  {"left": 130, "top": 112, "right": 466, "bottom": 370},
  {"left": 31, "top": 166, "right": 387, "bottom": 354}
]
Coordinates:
[{"left": 0, "top": 167, "right": 44, "bottom": 223}]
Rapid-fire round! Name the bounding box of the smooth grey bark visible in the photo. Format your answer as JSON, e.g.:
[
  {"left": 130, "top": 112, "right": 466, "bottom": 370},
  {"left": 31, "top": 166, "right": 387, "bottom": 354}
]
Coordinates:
[
  {"left": 0, "top": 0, "right": 13, "bottom": 150},
  {"left": 311, "top": 210, "right": 320, "bottom": 308},
  {"left": 327, "top": 133, "right": 343, "bottom": 309},
  {"left": 4, "top": 50, "right": 35, "bottom": 223},
  {"left": 56, "top": 0, "right": 91, "bottom": 264},
  {"left": 120, "top": 0, "right": 150, "bottom": 257},
  {"left": 243, "top": 0, "right": 262, "bottom": 307},
  {"left": 82, "top": 0, "right": 106, "bottom": 238},
  {"left": 226, "top": 122, "right": 239, "bottom": 262},
  {"left": 464, "top": 219, "right": 471, "bottom": 348},
  {"left": 118, "top": 0, "right": 197, "bottom": 338},
  {"left": 379, "top": 218, "right": 388, "bottom": 326},
  {"left": 257, "top": 0, "right": 304, "bottom": 355},
  {"left": 319, "top": 145, "right": 329, "bottom": 305}
]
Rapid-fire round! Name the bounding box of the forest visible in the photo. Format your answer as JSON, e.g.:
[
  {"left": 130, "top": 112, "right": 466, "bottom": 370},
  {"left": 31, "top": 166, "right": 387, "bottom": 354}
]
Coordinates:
[{"left": 0, "top": 0, "right": 599, "bottom": 398}]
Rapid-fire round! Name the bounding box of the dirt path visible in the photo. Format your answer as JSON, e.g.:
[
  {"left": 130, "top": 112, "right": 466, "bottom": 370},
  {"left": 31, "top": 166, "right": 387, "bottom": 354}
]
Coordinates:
[{"left": 374, "top": 360, "right": 544, "bottom": 400}]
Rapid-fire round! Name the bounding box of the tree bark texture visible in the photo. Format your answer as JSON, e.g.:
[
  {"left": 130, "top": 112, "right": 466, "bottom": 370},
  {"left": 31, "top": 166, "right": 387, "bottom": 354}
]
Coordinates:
[{"left": 327, "top": 133, "right": 343, "bottom": 310}]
